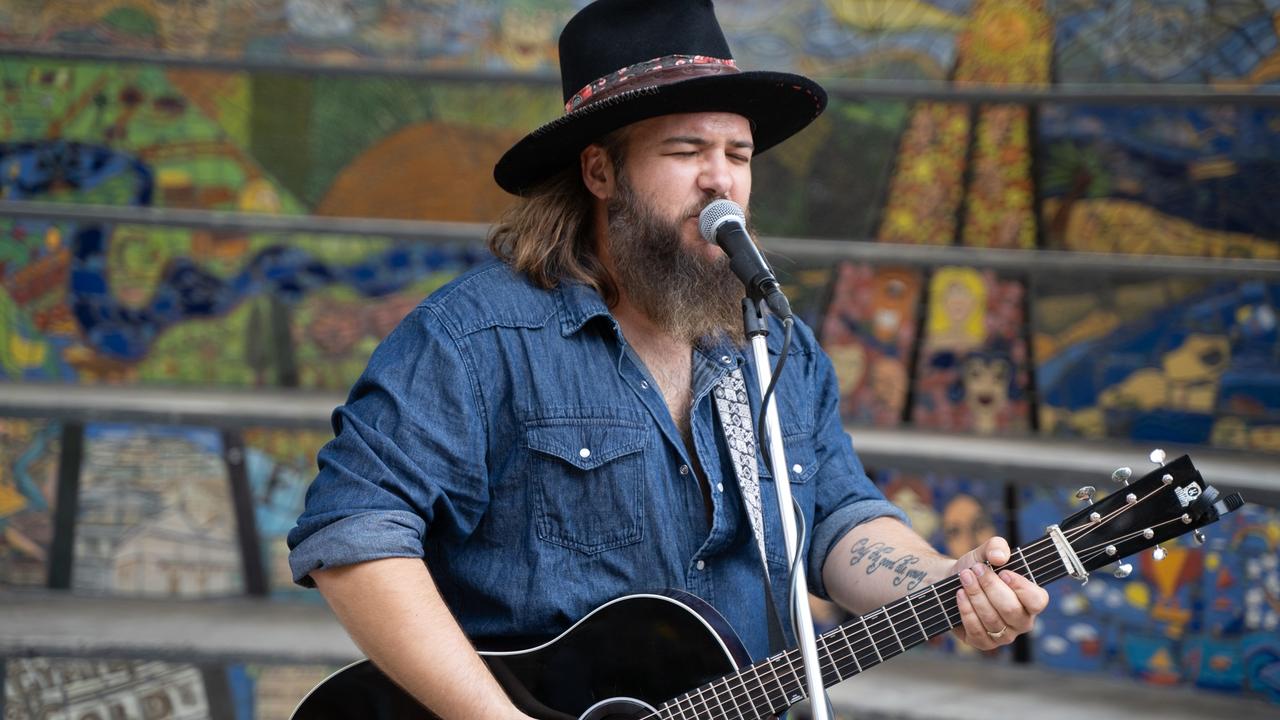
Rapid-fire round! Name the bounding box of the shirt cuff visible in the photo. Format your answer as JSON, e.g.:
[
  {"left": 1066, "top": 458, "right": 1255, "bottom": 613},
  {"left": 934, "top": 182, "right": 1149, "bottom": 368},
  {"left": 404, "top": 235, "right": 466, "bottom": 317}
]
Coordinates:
[
  {"left": 807, "top": 499, "right": 910, "bottom": 600},
  {"left": 288, "top": 510, "right": 427, "bottom": 588}
]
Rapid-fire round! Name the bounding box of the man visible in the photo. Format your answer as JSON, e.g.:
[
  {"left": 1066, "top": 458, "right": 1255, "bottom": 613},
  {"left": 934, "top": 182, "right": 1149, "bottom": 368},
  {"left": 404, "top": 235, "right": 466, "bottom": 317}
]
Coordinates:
[{"left": 287, "top": 2, "right": 1049, "bottom": 718}]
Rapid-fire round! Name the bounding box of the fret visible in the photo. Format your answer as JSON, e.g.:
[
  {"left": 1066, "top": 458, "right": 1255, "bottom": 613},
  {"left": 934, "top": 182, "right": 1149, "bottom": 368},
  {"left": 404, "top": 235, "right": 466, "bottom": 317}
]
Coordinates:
[
  {"left": 859, "top": 614, "right": 883, "bottom": 664},
  {"left": 1016, "top": 546, "right": 1038, "bottom": 584},
  {"left": 906, "top": 592, "right": 930, "bottom": 638},
  {"left": 719, "top": 676, "right": 745, "bottom": 719},
  {"left": 748, "top": 663, "right": 774, "bottom": 716},
  {"left": 879, "top": 607, "right": 906, "bottom": 653},
  {"left": 838, "top": 624, "right": 863, "bottom": 674},
  {"left": 777, "top": 651, "right": 804, "bottom": 706},
  {"left": 818, "top": 634, "right": 843, "bottom": 683},
  {"left": 763, "top": 657, "right": 790, "bottom": 713},
  {"left": 690, "top": 684, "right": 716, "bottom": 718},
  {"left": 929, "top": 582, "right": 953, "bottom": 627}
]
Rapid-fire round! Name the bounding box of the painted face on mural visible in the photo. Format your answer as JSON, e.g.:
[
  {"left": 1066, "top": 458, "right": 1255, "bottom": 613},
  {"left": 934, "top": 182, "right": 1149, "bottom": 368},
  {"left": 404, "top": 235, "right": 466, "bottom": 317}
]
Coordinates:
[{"left": 941, "top": 493, "right": 996, "bottom": 560}]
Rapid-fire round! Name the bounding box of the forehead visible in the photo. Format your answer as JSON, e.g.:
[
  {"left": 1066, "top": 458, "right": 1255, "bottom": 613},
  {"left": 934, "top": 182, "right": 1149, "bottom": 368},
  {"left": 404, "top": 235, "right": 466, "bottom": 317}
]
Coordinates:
[{"left": 623, "top": 112, "right": 754, "bottom": 146}]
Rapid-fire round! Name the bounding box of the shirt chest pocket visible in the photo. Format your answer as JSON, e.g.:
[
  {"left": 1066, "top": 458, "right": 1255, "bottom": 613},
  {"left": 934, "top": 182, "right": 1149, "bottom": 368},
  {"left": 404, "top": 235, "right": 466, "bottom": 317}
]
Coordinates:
[
  {"left": 757, "top": 433, "right": 818, "bottom": 570},
  {"left": 525, "top": 417, "right": 649, "bottom": 555}
]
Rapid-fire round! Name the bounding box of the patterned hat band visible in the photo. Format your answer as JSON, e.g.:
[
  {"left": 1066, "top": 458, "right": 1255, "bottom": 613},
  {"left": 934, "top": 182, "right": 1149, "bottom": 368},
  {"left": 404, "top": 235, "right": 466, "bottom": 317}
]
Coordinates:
[{"left": 565, "top": 54, "right": 740, "bottom": 113}]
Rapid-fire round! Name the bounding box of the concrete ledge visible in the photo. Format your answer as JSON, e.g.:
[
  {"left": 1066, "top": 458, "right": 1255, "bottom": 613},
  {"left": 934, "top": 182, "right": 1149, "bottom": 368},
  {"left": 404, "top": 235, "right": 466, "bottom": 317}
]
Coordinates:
[{"left": 0, "top": 589, "right": 360, "bottom": 666}]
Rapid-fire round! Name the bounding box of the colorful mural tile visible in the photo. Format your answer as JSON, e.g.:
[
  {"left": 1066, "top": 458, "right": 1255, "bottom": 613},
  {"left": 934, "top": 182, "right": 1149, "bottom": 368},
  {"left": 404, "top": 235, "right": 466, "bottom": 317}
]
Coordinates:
[
  {"left": 1035, "top": 277, "right": 1280, "bottom": 451},
  {"left": 820, "top": 262, "right": 923, "bottom": 427},
  {"left": 0, "top": 418, "right": 59, "bottom": 587},
  {"left": 1052, "top": 1, "right": 1280, "bottom": 87},
  {"left": 242, "top": 427, "right": 331, "bottom": 598},
  {"left": 73, "top": 423, "right": 242, "bottom": 597},
  {"left": 911, "top": 267, "right": 1031, "bottom": 434},
  {"left": 1038, "top": 105, "right": 1280, "bottom": 257}
]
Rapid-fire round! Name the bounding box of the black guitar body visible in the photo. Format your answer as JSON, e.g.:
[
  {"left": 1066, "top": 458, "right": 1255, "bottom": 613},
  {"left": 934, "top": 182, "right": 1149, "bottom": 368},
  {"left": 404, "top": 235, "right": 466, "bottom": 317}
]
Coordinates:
[{"left": 292, "top": 590, "right": 756, "bottom": 720}]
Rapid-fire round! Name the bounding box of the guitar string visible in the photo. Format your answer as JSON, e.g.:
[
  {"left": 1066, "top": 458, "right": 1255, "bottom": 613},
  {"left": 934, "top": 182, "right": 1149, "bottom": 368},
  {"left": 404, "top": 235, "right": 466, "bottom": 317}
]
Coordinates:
[
  {"left": 649, "top": 483, "right": 1185, "bottom": 720},
  {"left": 657, "top": 531, "right": 1133, "bottom": 720},
  {"left": 654, "top": 518, "right": 1153, "bottom": 719}
]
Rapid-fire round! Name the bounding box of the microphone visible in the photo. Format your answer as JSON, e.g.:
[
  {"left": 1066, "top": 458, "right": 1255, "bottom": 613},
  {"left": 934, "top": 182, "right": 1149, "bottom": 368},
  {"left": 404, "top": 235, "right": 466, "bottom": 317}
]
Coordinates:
[{"left": 698, "top": 199, "right": 792, "bottom": 319}]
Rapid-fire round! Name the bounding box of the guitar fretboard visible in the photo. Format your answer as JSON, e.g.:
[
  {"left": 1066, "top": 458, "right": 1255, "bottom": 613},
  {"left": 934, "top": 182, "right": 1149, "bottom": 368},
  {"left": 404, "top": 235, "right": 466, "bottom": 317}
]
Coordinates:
[{"left": 653, "top": 535, "right": 1076, "bottom": 720}]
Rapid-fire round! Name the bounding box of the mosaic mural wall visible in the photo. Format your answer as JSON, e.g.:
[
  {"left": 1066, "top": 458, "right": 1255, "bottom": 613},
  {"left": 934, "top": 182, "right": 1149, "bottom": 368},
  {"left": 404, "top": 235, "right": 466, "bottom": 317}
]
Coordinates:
[
  {"left": 5, "top": 656, "right": 337, "bottom": 720},
  {"left": 3, "top": 0, "right": 1280, "bottom": 713}
]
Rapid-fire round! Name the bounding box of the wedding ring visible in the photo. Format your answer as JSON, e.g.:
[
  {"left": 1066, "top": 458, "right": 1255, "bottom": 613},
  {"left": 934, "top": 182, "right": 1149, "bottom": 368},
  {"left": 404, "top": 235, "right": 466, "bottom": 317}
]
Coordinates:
[{"left": 986, "top": 625, "right": 1008, "bottom": 639}]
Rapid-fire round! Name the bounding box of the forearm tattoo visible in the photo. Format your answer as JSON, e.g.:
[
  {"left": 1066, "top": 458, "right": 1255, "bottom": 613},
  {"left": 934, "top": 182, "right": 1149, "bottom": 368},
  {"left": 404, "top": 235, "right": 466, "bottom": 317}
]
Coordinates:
[{"left": 847, "top": 537, "right": 928, "bottom": 591}]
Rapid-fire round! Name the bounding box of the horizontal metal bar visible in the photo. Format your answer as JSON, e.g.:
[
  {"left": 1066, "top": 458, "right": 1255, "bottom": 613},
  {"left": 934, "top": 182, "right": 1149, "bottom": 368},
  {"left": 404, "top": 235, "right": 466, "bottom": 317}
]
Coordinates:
[
  {"left": 0, "top": 382, "right": 340, "bottom": 430},
  {"left": 5, "top": 44, "right": 1280, "bottom": 106},
  {"left": 851, "top": 426, "right": 1280, "bottom": 507},
  {"left": 5, "top": 200, "right": 1278, "bottom": 280},
  {"left": 3, "top": 383, "right": 1277, "bottom": 501},
  {"left": 0, "top": 200, "right": 486, "bottom": 244},
  {"left": 766, "top": 236, "right": 1280, "bottom": 280}
]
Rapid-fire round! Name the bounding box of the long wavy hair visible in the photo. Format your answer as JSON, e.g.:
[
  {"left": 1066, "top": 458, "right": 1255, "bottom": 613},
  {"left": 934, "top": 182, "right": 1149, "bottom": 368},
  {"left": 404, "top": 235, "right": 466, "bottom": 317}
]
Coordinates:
[{"left": 487, "top": 131, "right": 628, "bottom": 306}]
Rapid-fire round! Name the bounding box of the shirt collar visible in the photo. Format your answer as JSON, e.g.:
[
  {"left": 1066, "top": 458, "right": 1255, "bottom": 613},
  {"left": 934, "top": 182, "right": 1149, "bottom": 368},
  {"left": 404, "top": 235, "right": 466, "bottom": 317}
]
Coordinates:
[{"left": 555, "top": 281, "right": 614, "bottom": 337}]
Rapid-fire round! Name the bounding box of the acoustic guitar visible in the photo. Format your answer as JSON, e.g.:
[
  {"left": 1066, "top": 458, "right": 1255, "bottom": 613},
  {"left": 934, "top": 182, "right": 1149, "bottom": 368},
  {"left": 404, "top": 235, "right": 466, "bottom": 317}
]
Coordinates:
[{"left": 292, "top": 454, "right": 1244, "bottom": 720}]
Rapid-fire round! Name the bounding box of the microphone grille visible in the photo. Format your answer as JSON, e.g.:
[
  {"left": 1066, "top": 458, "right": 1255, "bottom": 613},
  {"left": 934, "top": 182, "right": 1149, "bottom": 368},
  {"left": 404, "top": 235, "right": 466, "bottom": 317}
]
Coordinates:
[{"left": 698, "top": 199, "right": 745, "bottom": 242}]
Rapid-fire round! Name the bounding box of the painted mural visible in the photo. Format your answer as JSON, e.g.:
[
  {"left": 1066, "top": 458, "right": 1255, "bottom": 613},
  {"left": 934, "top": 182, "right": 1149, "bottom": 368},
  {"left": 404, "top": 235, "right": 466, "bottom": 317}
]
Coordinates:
[
  {"left": 1021, "top": 483, "right": 1280, "bottom": 703},
  {"left": 2, "top": 0, "right": 1280, "bottom": 712}
]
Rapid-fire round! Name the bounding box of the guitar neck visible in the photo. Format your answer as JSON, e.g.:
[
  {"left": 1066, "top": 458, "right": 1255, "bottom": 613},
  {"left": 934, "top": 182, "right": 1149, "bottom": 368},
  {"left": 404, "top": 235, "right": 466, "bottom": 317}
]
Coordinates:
[{"left": 655, "top": 536, "right": 1070, "bottom": 719}]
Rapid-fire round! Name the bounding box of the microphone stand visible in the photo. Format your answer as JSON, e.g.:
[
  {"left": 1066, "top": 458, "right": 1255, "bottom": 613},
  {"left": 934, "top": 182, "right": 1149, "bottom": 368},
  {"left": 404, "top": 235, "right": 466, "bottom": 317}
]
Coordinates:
[{"left": 742, "top": 297, "right": 832, "bottom": 720}]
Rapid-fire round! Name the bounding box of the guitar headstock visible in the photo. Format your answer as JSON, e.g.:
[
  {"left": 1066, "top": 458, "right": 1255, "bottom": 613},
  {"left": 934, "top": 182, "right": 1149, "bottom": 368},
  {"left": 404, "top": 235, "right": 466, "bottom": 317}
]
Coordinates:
[{"left": 1055, "top": 452, "right": 1245, "bottom": 579}]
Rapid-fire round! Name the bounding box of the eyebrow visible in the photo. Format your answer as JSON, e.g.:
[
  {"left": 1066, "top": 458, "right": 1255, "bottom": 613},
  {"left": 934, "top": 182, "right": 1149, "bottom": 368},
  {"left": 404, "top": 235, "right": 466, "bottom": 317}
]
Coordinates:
[{"left": 661, "top": 136, "right": 755, "bottom": 151}]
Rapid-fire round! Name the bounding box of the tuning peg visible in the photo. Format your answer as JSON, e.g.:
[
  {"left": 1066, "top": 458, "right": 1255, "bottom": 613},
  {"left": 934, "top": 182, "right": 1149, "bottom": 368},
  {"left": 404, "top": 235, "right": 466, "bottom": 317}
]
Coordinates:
[
  {"left": 1153, "top": 545, "right": 1167, "bottom": 561},
  {"left": 1149, "top": 448, "right": 1166, "bottom": 465},
  {"left": 1111, "top": 467, "right": 1132, "bottom": 486},
  {"left": 1075, "top": 486, "right": 1097, "bottom": 504},
  {"left": 1193, "top": 529, "right": 1206, "bottom": 545},
  {"left": 1113, "top": 563, "right": 1133, "bottom": 579}
]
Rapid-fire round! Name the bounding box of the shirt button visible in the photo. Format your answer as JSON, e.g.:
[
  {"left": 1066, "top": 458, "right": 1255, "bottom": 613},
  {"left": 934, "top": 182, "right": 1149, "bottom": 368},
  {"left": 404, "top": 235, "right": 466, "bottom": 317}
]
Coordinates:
[
  {"left": 640, "top": 380, "right": 649, "bottom": 389},
  {"left": 716, "top": 482, "right": 724, "bottom": 493},
  {"left": 720, "top": 355, "right": 732, "bottom": 364},
  {"left": 679, "top": 464, "right": 690, "bottom": 476},
  {"left": 696, "top": 560, "right": 706, "bottom": 571},
  {"left": 792, "top": 463, "right": 803, "bottom": 474},
  {"left": 579, "top": 448, "right": 591, "bottom": 459}
]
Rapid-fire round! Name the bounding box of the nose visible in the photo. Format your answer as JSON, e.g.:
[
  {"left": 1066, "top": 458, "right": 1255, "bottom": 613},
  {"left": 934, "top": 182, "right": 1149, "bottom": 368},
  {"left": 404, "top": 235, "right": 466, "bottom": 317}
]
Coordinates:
[{"left": 697, "top": 154, "right": 733, "bottom": 200}]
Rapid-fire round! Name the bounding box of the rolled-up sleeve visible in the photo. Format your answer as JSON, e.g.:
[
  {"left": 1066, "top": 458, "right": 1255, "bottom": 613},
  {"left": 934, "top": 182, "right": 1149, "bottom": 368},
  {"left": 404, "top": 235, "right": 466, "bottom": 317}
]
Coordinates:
[
  {"left": 802, "top": 329, "right": 908, "bottom": 600},
  {"left": 287, "top": 305, "right": 489, "bottom": 587}
]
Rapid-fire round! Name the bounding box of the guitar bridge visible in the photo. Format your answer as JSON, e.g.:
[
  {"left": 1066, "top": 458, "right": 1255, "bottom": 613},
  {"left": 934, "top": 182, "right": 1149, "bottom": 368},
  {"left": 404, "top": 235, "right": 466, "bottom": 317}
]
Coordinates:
[{"left": 1046, "top": 524, "right": 1089, "bottom": 584}]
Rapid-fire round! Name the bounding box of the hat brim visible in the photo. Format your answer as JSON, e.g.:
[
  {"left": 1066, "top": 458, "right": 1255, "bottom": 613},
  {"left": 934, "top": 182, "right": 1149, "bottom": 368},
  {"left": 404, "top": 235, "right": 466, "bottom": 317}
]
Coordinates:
[{"left": 493, "top": 71, "right": 826, "bottom": 195}]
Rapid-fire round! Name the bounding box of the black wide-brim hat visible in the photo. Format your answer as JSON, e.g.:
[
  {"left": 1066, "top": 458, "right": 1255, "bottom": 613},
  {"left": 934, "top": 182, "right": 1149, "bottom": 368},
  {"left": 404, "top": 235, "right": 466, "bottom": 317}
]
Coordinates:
[{"left": 493, "top": 0, "right": 827, "bottom": 195}]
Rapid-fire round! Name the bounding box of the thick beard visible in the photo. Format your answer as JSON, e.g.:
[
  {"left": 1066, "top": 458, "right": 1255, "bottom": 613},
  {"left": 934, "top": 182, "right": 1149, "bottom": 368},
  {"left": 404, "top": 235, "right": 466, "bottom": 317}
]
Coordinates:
[{"left": 606, "top": 180, "right": 746, "bottom": 346}]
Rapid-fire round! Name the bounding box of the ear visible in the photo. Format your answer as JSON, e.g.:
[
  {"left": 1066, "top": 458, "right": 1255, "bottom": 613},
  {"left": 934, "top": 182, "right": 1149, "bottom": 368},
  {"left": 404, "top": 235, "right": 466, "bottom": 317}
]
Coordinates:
[{"left": 580, "top": 144, "right": 615, "bottom": 200}]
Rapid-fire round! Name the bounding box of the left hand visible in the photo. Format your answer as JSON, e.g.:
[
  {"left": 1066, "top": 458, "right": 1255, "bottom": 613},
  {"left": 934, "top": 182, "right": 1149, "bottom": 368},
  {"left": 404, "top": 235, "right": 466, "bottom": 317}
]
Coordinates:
[{"left": 949, "top": 536, "right": 1049, "bottom": 650}]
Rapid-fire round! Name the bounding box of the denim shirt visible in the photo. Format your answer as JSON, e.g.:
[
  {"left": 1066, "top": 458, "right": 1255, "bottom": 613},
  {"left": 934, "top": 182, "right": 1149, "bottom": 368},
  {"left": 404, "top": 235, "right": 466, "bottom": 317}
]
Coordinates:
[{"left": 287, "top": 260, "right": 906, "bottom": 661}]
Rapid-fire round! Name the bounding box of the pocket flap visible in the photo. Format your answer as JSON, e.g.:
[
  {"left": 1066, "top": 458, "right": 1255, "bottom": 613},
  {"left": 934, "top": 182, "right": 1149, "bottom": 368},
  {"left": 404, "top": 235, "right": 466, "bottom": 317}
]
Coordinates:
[
  {"left": 756, "top": 435, "right": 817, "bottom": 484},
  {"left": 526, "top": 420, "right": 648, "bottom": 471}
]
